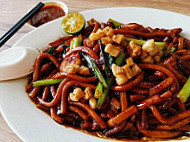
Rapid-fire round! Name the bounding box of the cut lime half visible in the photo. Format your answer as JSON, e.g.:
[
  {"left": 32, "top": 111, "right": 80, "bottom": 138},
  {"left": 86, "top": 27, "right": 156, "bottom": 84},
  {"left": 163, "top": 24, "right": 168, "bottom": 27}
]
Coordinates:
[{"left": 61, "top": 12, "right": 85, "bottom": 35}]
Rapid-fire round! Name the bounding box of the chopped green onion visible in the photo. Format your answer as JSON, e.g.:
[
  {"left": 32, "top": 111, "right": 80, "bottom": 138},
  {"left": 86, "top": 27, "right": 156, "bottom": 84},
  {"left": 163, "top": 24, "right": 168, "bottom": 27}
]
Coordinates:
[
  {"left": 33, "top": 79, "right": 63, "bottom": 87},
  {"left": 82, "top": 54, "right": 108, "bottom": 88},
  {"left": 96, "top": 52, "right": 127, "bottom": 109},
  {"left": 178, "top": 77, "right": 190, "bottom": 103},
  {"left": 108, "top": 18, "right": 123, "bottom": 28},
  {"left": 124, "top": 37, "right": 166, "bottom": 48}
]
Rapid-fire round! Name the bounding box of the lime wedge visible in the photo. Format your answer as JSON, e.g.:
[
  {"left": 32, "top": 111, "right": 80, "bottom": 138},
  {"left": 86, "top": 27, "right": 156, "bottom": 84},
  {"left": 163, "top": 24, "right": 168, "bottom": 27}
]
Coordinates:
[{"left": 61, "top": 13, "right": 85, "bottom": 35}]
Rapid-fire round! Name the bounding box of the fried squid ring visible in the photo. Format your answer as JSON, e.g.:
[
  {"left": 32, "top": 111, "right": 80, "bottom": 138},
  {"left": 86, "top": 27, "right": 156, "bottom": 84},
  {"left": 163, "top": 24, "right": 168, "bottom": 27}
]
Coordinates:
[
  {"left": 60, "top": 80, "right": 96, "bottom": 114},
  {"left": 52, "top": 72, "right": 97, "bottom": 82},
  {"left": 138, "top": 64, "right": 180, "bottom": 91},
  {"left": 150, "top": 106, "right": 190, "bottom": 125},
  {"left": 69, "top": 102, "right": 107, "bottom": 129},
  {"left": 38, "top": 78, "right": 70, "bottom": 107},
  {"left": 33, "top": 53, "right": 60, "bottom": 81},
  {"left": 107, "top": 105, "right": 138, "bottom": 127},
  {"left": 64, "top": 46, "right": 99, "bottom": 60},
  {"left": 111, "top": 71, "right": 144, "bottom": 91}
]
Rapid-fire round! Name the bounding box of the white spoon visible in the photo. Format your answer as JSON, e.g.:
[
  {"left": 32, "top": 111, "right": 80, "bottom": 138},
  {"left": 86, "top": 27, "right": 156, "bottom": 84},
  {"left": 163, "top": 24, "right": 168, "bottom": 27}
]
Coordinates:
[{"left": 0, "top": 47, "right": 39, "bottom": 81}]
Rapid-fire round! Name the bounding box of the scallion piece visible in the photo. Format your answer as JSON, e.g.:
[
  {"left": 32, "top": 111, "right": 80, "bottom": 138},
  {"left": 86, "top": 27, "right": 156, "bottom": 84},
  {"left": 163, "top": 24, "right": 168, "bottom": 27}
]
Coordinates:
[
  {"left": 33, "top": 79, "right": 63, "bottom": 87},
  {"left": 178, "top": 77, "right": 190, "bottom": 103}
]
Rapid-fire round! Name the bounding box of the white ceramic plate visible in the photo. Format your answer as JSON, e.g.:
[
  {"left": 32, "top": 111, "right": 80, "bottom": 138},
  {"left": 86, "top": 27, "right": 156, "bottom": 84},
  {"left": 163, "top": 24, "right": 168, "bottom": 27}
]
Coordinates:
[{"left": 1, "top": 7, "right": 190, "bottom": 142}]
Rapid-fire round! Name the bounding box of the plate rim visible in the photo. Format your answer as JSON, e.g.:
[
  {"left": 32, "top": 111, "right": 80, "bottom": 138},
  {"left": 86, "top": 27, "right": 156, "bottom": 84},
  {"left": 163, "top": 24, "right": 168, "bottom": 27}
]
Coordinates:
[{"left": 1, "top": 6, "right": 190, "bottom": 142}]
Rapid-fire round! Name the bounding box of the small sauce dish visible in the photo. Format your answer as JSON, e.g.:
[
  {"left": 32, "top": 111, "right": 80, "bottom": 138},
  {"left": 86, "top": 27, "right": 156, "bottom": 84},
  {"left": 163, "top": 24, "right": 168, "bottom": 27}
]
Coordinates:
[{"left": 27, "top": 0, "right": 68, "bottom": 28}]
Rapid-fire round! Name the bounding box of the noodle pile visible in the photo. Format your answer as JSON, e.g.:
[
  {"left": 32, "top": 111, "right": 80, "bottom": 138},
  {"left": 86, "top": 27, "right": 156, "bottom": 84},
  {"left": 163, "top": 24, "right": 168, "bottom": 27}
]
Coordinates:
[{"left": 26, "top": 19, "right": 190, "bottom": 140}]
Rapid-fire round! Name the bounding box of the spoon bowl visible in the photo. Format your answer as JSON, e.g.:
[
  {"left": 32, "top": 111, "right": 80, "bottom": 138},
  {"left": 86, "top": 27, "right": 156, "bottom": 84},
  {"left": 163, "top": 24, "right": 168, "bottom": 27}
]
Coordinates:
[{"left": 0, "top": 47, "right": 39, "bottom": 81}]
